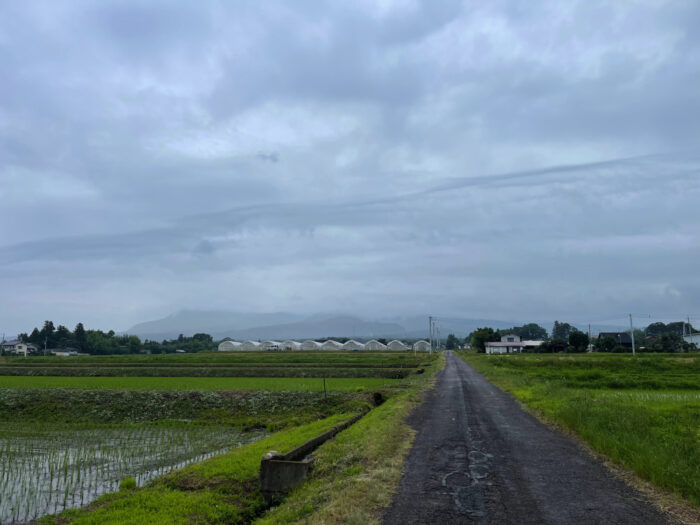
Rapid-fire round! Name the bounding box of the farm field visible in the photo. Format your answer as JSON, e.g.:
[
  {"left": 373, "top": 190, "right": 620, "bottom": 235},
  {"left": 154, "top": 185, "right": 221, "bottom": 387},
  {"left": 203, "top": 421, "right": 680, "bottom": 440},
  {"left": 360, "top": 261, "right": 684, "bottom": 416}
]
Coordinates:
[
  {"left": 0, "top": 350, "right": 426, "bottom": 366},
  {"left": 0, "top": 376, "right": 398, "bottom": 391},
  {"left": 0, "top": 421, "right": 265, "bottom": 524},
  {"left": 458, "top": 352, "right": 700, "bottom": 507},
  {"left": 0, "top": 351, "right": 438, "bottom": 524}
]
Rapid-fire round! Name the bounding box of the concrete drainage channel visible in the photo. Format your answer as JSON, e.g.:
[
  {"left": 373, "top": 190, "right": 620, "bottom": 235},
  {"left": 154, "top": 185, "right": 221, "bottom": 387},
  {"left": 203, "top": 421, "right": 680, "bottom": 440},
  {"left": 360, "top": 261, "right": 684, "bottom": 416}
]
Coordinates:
[{"left": 259, "top": 412, "right": 366, "bottom": 503}]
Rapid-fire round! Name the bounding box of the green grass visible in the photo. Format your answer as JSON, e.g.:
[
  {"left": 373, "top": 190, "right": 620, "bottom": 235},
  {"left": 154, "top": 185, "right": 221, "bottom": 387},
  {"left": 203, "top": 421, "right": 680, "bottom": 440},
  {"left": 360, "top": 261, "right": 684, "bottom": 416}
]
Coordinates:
[
  {"left": 459, "top": 352, "right": 700, "bottom": 507},
  {"left": 256, "top": 352, "right": 446, "bottom": 525},
  {"left": 35, "top": 354, "right": 445, "bottom": 525},
  {"left": 0, "top": 376, "right": 399, "bottom": 391},
  {"left": 39, "top": 413, "right": 357, "bottom": 525}
]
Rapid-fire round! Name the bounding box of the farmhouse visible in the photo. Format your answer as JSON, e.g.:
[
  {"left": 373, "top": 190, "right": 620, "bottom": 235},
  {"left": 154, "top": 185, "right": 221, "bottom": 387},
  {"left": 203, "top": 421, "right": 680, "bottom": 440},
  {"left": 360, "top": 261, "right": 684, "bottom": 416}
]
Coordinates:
[
  {"left": 598, "top": 332, "right": 633, "bottom": 347},
  {"left": 485, "top": 334, "right": 525, "bottom": 354},
  {"left": 1, "top": 340, "right": 40, "bottom": 356}
]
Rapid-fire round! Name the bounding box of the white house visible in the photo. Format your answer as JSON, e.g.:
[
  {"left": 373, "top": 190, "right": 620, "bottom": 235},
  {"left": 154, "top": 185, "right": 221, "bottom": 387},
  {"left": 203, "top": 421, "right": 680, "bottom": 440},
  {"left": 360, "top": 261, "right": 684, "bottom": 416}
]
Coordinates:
[
  {"left": 342, "top": 339, "right": 365, "bottom": 350},
  {"left": 218, "top": 340, "right": 241, "bottom": 351},
  {"left": 301, "top": 340, "right": 321, "bottom": 350},
  {"left": 412, "top": 340, "right": 431, "bottom": 352},
  {"left": 387, "top": 340, "right": 409, "bottom": 351},
  {"left": 485, "top": 334, "right": 525, "bottom": 354},
  {"left": 1, "top": 340, "right": 39, "bottom": 356},
  {"left": 320, "top": 340, "right": 343, "bottom": 350},
  {"left": 239, "top": 340, "right": 262, "bottom": 351},
  {"left": 683, "top": 333, "right": 700, "bottom": 346},
  {"left": 364, "top": 339, "right": 387, "bottom": 350}
]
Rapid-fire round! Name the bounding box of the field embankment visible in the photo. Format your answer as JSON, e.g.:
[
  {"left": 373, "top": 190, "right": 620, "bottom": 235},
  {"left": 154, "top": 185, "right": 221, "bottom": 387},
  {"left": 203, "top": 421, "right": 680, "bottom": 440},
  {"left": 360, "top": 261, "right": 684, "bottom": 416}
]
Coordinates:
[{"left": 458, "top": 352, "right": 700, "bottom": 509}]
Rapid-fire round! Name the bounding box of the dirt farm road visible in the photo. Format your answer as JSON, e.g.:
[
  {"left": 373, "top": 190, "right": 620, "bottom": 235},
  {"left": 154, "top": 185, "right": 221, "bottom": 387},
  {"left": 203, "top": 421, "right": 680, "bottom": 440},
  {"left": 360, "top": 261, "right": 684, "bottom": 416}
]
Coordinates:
[{"left": 383, "top": 351, "right": 674, "bottom": 525}]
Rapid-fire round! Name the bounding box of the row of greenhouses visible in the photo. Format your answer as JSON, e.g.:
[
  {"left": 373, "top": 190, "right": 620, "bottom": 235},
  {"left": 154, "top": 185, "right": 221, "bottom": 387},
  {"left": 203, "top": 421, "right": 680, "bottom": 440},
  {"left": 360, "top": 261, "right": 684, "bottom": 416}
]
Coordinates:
[{"left": 217, "top": 339, "right": 431, "bottom": 352}]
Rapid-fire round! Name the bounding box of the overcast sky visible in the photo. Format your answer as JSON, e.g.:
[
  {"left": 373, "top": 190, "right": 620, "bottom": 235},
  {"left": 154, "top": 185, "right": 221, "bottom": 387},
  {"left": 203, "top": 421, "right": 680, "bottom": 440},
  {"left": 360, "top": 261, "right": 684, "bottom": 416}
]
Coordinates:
[{"left": 2, "top": 1, "right": 700, "bottom": 334}]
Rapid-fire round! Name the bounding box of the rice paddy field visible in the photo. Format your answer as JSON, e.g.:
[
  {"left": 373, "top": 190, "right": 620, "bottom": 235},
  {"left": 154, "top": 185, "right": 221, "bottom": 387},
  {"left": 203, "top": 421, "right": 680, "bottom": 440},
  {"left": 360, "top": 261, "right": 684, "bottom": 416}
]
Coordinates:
[
  {"left": 458, "top": 352, "right": 700, "bottom": 507},
  {"left": 0, "top": 350, "right": 433, "bottom": 524},
  {"left": 0, "top": 422, "right": 265, "bottom": 524},
  {"left": 0, "top": 376, "right": 398, "bottom": 391}
]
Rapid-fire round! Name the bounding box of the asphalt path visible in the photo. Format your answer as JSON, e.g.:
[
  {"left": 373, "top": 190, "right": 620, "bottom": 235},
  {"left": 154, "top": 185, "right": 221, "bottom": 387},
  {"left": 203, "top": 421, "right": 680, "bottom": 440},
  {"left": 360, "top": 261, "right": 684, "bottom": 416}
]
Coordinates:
[{"left": 383, "top": 351, "right": 674, "bottom": 525}]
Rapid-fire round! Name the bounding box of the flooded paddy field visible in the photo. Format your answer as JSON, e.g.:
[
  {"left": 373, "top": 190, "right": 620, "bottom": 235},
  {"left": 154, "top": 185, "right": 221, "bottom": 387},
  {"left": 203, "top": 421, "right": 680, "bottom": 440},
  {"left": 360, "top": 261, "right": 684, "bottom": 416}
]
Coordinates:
[{"left": 0, "top": 422, "right": 264, "bottom": 524}]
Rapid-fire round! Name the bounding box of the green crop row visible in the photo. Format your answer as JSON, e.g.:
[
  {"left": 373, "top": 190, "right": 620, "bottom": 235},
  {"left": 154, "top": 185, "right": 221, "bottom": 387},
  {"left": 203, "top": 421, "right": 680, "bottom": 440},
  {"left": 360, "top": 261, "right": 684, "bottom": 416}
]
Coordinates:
[
  {"left": 0, "top": 387, "right": 371, "bottom": 427},
  {"left": 5, "top": 351, "right": 432, "bottom": 366},
  {"left": 0, "top": 376, "right": 400, "bottom": 393},
  {"left": 0, "top": 366, "right": 412, "bottom": 379},
  {"left": 1, "top": 362, "right": 419, "bottom": 369}
]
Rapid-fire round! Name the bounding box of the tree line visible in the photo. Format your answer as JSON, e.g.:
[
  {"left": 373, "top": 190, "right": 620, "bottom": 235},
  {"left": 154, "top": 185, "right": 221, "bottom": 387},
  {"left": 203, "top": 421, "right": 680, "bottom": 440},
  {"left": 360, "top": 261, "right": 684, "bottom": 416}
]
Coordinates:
[
  {"left": 451, "top": 319, "right": 697, "bottom": 353},
  {"left": 11, "top": 321, "right": 215, "bottom": 355}
]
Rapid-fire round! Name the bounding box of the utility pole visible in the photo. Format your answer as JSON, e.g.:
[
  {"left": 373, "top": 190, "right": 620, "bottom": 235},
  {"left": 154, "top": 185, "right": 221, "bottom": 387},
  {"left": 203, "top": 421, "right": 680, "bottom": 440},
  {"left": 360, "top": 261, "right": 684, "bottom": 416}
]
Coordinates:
[
  {"left": 629, "top": 314, "right": 636, "bottom": 356},
  {"left": 588, "top": 324, "right": 592, "bottom": 352},
  {"left": 428, "top": 316, "right": 433, "bottom": 355}
]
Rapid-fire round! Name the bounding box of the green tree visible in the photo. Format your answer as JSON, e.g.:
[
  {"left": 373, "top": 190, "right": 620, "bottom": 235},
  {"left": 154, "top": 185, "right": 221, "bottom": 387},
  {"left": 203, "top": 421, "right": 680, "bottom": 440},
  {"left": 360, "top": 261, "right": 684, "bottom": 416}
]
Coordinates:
[
  {"left": 469, "top": 327, "right": 498, "bottom": 353},
  {"left": 568, "top": 331, "right": 590, "bottom": 353},
  {"left": 594, "top": 336, "right": 617, "bottom": 352},
  {"left": 74, "top": 323, "right": 87, "bottom": 351},
  {"left": 445, "top": 333, "right": 460, "bottom": 350},
  {"left": 514, "top": 323, "right": 548, "bottom": 340},
  {"left": 552, "top": 321, "right": 573, "bottom": 341}
]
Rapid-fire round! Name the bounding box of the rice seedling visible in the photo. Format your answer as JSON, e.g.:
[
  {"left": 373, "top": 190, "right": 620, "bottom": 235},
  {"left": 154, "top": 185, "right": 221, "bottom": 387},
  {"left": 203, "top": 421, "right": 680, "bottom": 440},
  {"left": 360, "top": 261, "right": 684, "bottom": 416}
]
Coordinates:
[{"left": 0, "top": 422, "right": 265, "bottom": 524}]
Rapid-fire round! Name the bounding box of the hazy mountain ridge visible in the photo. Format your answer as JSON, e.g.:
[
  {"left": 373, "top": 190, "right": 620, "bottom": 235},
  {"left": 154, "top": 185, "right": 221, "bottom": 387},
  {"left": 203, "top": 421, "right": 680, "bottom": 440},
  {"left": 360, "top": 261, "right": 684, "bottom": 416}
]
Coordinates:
[{"left": 127, "top": 311, "right": 627, "bottom": 341}]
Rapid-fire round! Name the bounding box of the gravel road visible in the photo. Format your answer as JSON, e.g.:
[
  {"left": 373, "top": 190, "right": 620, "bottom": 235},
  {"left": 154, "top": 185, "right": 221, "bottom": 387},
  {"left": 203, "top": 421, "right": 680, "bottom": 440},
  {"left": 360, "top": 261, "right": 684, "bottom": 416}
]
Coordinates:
[{"left": 383, "top": 351, "right": 674, "bottom": 525}]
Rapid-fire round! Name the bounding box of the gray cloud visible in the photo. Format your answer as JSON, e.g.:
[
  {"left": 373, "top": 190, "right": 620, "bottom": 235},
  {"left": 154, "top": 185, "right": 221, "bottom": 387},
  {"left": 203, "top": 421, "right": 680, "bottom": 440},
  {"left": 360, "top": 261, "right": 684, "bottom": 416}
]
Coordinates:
[{"left": 1, "top": 1, "right": 699, "bottom": 333}]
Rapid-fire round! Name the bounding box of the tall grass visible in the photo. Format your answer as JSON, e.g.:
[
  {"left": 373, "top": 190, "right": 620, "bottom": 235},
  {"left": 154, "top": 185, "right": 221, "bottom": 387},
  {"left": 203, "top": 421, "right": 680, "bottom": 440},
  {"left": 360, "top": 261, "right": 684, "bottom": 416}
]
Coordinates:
[{"left": 460, "top": 353, "right": 700, "bottom": 506}]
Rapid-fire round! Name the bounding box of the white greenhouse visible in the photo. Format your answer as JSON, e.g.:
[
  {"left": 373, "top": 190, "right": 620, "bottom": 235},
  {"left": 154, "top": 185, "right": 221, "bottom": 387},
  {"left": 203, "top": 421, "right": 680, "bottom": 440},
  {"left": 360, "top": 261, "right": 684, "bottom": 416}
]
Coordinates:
[
  {"left": 412, "top": 340, "right": 431, "bottom": 352},
  {"left": 301, "top": 340, "right": 321, "bottom": 350},
  {"left": 239, "top": 340, "right": 261, "bottom": 351},
  {"left": 320, "top": 340, "right": 343, "bottom": 350},
  {"left": 282, "top": 340, "right": 301, "bottom": 351},
  {"left": 342, "top": 339, "right": 365, "bottom": 350},
  {"left": 217, "top": 340, "right": 241, "bottom": 351},
  {"left": 364, "top": 339, "right": 387, "bottom": 350},
  {"left": 387, "top": 340, "right": 409, "bottom": 351},
  {"left": 260, "top": 340, "right": 282, "bottom": 351}
]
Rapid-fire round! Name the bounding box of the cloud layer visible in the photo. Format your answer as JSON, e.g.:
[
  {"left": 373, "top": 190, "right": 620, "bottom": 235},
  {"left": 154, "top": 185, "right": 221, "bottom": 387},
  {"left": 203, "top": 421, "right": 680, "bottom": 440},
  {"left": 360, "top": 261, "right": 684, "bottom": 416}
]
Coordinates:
[{"left": 1, "top": 1, "right": 699, "bottom": 333}]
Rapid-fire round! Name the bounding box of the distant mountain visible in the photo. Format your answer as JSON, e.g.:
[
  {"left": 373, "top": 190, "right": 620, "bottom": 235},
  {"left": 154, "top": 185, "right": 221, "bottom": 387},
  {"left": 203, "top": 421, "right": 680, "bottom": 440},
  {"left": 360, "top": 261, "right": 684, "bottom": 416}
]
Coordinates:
[
  {"left": 212, "top": 316, "right": 406, "bottom": 341},
  {"left": 127, "top": 310, "right": 302, "bottom": 341},
  {"left": 127, "top": 310, "right": 631, "bottom": 342}
]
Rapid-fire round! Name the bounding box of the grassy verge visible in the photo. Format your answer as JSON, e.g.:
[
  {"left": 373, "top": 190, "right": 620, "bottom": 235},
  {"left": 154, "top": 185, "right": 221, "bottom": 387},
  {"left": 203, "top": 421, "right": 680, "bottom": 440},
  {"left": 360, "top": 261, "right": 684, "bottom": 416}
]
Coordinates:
[
  {"left": 255, "top": 352, "right": 446, "bottom": 525},
  {"left": 458, "top": 352, "right": 700, "bottom": 508},
  {"left": 0, "top": 376, "right": 399, "bottom": 391},
  {"left": 39, "top": 414, "right": 356, "bottom": 525}
]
